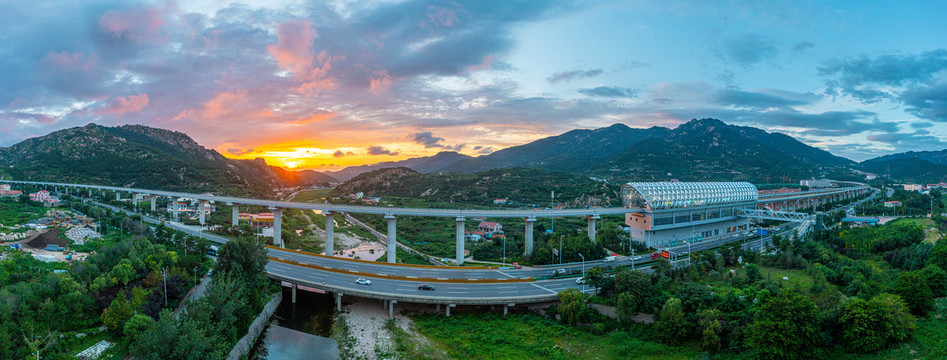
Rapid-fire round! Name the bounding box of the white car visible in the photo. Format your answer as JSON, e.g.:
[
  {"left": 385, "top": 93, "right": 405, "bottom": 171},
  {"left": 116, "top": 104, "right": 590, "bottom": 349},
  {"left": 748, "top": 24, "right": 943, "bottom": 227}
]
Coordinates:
[
  {"left": 632, "top": 256, "right": 641, "bottom": 261},
  {"left": 575, "top": 277, "right": 586, "bottom": 284},
  {"left": 355, "top": 278, "right": 372, "bottom": 285},
  {"left": 603, "top": 256, "right": 617, "bottom": 262}
]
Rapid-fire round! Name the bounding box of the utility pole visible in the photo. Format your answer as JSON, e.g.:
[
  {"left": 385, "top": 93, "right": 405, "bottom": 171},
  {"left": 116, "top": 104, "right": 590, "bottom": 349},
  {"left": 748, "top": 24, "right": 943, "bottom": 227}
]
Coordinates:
[
  {"left": 161, "top": 268, "right": 168, "bottom": 307},
  {"left": 579, "top": 253, "right": 585, "bottom": 292},
  {"left": 559, "top": 235, "right": 563, "bottom": 265}
]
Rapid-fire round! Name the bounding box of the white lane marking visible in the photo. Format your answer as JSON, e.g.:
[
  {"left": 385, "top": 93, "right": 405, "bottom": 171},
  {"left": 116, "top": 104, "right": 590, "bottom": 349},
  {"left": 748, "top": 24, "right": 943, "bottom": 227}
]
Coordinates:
[
  {"left": 447, "top": 291, "right": 466, "bottom": 294},
  {"left": 528, "top": 282, "right": 558, "bottom": 294},
  {"left": 495, "top": 270, "right": 515, "bottom": 278}
]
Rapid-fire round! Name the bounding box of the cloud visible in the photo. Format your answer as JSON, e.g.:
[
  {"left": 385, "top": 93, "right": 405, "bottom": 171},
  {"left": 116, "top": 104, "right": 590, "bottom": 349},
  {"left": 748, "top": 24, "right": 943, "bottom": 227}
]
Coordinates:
[
  {"left": 866, "top": 130, "right": 947, "bottom": 150},
  {"left": 227, "top": 148, "right": 255, "bottom": 156},
  {"left": 409, "top": 131, "right": 464, "bottom": 151},
  {"left": 791, "top": 41, "right": 814, "bottom": 54},
  {"left": 97, "top": 94, "right": 149, "bottom": 115},
  {"left": 901, "top": 80, "right": 947, "bottom": 122},
  {"left": 819, "top": 49, "right": 947, "bottom": 103},
  {"left": 578, "top": 86, "right": 637, "bottom": 98},
  {"left": 720, "top": 34, "right": 777, "bottom": 67},
  {"left": 332, "top": 150, "right": 355, "bottom": 157},
  {"left": 547, "top": 68, "right": 603, "bottom": 84},
  {"left": 473, "top": 145, "right": 494, "bottom": 154},
  {"left": 911, "top": 121, "right": 935, "bottom": 129},
  {"left": 366, "top": 146, "right": 399, "bottom": 156},
  {"left": 97, "top": 4, "right": 169, "bottom": 43},
  {"left": 711, "top": 89, "right": 815, "bottom": 110}
]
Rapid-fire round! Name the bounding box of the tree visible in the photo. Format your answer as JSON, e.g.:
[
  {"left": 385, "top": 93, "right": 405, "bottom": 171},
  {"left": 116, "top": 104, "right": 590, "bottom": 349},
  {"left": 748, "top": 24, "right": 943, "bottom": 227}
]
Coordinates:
[
  {"left": 616, "top": 292, "right": 639, "bottom": 321},
  {"left": 651, "top": 258, "right": 672, "bottom": 278},
  {"left": 101, "top": 295, "right": 133, "bottom": 333},
  {"left": 893, "top": 271, "right": 934, "bottom": 316},
  {"left": 654, "top": 297, "right": 689, "bottom": 345},
  {"left": 839, "top": 294, "right": 916, "bottom": 352},
  {"left": 557, "top": 288, "right": 588, "bottom": 325},
  {"left": 930, "top": 239, "right": 947, "bottom": 271},
  {"left": 920, "top": 264, "right": 947, "bottom": 297},
  {"left": 585, "top": 266, "right": 608, "bottom": 293},
  {"left": 746, "top": 290, "right": 822, "bottom": 360},
  {"left": 745, "top": 263, "right": 762, "bottom": 283},
  {"left": 213, "top": 236, "right": 270, "bottom": 309},
  {"left": 698, "top": 309, "right": 723, "bottom": 353},
  {"left": 109, "top": 259, "right": 137, "bottom": 286},
  {"left": 123, "top": 314, "right": 156, "bottom": 342}
]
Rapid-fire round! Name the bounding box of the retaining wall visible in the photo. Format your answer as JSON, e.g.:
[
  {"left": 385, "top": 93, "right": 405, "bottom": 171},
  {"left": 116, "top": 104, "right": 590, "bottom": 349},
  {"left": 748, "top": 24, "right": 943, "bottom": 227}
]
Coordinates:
[{"left": 226, "top": 291, "right": 282, "bottom": 360}]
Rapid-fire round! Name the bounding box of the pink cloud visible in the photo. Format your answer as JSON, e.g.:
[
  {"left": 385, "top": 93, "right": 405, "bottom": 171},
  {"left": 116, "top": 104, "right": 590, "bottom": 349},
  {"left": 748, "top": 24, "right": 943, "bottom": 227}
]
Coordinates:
[
  {"left": 369, "top": 70, "right": 393, "bottom": 94},
  {"left": 464, "top": 54, "right": 493, "bottom": 73},
  {"left": 173, "top": 90, "right": 247, "bottom": 122},
  {"left": 423, "top": 5, "right": 461, "bottom": 28},
  {"left": 98, "top": 5, "right": 168, "bottom": 43},
  {"left": 291, "top": 111, "right": 336, "bottom": 125},
  {"left": 97, "top": 94, "right": 149, "bottom": 115},
  {"left": 268, "top": 20, "right": 317, "bottom": 75},
  {"left": 42, "top": 52, "right": 97, "bottom": 72}
]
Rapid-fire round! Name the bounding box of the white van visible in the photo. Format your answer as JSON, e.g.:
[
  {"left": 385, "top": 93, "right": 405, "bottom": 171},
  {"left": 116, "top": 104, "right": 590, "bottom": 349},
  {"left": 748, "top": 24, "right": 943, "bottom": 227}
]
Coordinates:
[{"left": 603, "top": 256, "right": 617, "bottom": 262}]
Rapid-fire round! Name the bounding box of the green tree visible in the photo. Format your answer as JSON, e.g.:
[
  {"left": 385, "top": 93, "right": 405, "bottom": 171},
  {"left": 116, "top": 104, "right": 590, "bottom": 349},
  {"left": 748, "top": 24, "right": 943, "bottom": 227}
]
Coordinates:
[
  {"left": 654, "top": 297, "right": 689, "bottom": 345},
  {"left": 893, "top": 271, "right": 934, "bottom": 316},
  {"left": 839, "top": 293, "right": 915, "bottom": 352},
  {"left": 585, "top": 266, "right": 607, "bottom": 292},
  {"left": 745, "top": 263, "right": 762, "bottom": 283},
  {"left": 556, "top": 288, "right": 588, "bottom": 326},
  {"left": 213, "top": 236, "right": 270, "bottom": 309},
  {"left": 101, "top": 295, "right": 133, "bottom": 333},
  {"left": 110, "top": 259, "right": 137, "bottom": 286},
  {"left": 931, "top": 239, "right": 947, "bottom": 270},
  {"left": 123, "top": 314, "right": 156, "bottom": 342},
  {"left": 746, "top": 290, "right": 822, "bottom": 360},
  {"left": 650, "top": 258, "right": 672, "bottom": 278},
  {"left": 698, "top": 309, "right": 723, "bottom": 353},
  {"left": 920, "top": 264, "right": 947, "bottom": 297},
  {"left": 616, "top": 292, "right": 639, "bottom": 321}
]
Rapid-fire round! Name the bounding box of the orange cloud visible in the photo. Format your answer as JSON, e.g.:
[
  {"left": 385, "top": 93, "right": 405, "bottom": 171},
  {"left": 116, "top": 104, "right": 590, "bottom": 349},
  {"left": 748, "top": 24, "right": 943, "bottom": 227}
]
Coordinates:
[
  {"left": 292, "top": 111, "right": 336, "bottom": 125},
  {"left": 268, "top": 19, "right": 316, "bottom": 75},
  {"left": 171, "top": 90, "right": 247, "bottom": 122},
  {"left": 97, "top": 94, "right": 149, "bottom": 115}
]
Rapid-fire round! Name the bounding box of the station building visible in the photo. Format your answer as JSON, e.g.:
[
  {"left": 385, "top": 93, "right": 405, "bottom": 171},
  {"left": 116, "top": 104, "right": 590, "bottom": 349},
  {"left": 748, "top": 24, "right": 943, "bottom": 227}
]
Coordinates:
[{"left": 622, "top": 182, "right": 757, "bottom": 248}]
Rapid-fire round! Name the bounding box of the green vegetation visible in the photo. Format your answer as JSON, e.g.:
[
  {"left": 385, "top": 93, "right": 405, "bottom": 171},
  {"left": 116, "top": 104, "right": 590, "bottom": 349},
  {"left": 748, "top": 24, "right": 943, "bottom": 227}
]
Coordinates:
[
  {"left": 399, "top": 313, "right": 698, "bottom": 360},
  {"left": 0, "top": 197, "right": 47, "bottom": 229},
  {"left": 0, "top": 197, "right": 213, "bottom": 359}
]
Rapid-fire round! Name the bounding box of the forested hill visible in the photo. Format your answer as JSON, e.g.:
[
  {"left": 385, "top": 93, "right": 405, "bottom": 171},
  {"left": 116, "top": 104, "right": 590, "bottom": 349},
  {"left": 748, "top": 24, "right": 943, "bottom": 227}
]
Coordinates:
[
  {"left": 0, "top": 124, "right": 335, "bottom": 197},
  {"left": 331, "top": 167, "right": 621, "bottom": 207}
]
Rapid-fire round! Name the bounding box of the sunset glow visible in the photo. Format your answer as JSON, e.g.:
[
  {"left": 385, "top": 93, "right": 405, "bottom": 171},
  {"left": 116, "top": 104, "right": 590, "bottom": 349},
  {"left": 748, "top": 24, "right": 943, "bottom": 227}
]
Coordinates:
[{"left": 2, "top": 0, "right": 946, "bottom": 168}]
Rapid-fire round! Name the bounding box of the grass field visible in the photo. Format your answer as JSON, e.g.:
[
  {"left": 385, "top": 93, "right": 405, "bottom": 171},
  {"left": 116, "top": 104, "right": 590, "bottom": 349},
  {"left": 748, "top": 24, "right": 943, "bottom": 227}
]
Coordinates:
[
  {"left": 292, "top": 189, "right": 332, "bottom": 203},
  {"left": 757, "top": 265, "right": 814, "bottom": 289},
  {"left": 889, "top": 217, "right": 943, "bottom": 244},
  {"left": 395, "top": 313, "right": 699, "bottom": 360}
]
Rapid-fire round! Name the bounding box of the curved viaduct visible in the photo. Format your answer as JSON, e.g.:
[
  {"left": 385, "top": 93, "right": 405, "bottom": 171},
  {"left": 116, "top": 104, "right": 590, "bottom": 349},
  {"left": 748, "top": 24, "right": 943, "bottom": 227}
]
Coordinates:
[{"left": 1, "top": 180, "right": 869, "bottom": 314}]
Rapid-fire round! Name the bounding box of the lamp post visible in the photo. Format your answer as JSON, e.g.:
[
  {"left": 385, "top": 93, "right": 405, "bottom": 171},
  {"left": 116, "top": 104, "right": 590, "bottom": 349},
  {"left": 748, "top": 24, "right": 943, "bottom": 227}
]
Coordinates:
[
  {"left": 193, "top": 266, "right": 199, "bottom": 288},
  {"left": 578, "top": 253, "right": 585, "bottom": 291},
  {"left": 502, "top": 236, "right": 506, "bottom": 266},
  {"left": 559, "top": 235, "right": 563, "bottom": 265},
  {"left": 631, "top": 249, "right": 636, "bottom": 269}
]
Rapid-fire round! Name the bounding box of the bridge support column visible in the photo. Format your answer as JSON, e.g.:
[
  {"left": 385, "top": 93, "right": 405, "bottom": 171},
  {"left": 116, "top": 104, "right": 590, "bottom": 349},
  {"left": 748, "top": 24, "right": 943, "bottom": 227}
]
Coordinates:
[
  {"left": 172, "top": 197, "right": 180, "bottom": 221},
  {"left": 273, "top": 208, "right": 283, "bottom": 248},
  {"left": 199, "top": 200, "right": 207, "bottom": 226},
  {"left": 335, "top": 293, "right": 342, "bottom": 312},
  {"left": 88, "top": 189, "right": 92, "bottom": 198},
  {"left": 231, "top": 204, "right": 239, "bottom": 226},
  {"left": 436, "top": 304, "right": 441, "bottom": 311},
  {"left": 116, "top": 192, "right": 121, "bottom": 201},
  {"left": 385, "top": 215, "right": 397, "bottom": 263},
  {"left": 292, "top": 283, "right": 297, "bottom": 303},
  {"left": 524, "top": 217, "right": 536, "bottom": 256},
  {"left": 325, "top": 211, "right": 334, "bottom": 256},
  {"left": 503, "top": 303, "right": 515, "bottom": 316},
  {"left": 389, "top": 300, "right": 397, "bottom": 318},
  {"left": 446, "top": 304, "right": 456, "bottom": 317},
  {"left": 587, "top": 215, "right": 600, "bottom": 243},
  {"left": 455, "top": 217, "right": 466, "bottom": 265},
  {"left": 150, "top": 196, "right": 157, "bottom": 212}
]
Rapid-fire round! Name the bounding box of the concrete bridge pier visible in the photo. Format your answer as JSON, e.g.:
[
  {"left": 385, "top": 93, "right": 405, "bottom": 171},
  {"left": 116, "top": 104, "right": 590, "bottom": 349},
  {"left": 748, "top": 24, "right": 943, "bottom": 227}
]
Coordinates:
[
  {"left": 388, "top": 300, "right": 397, "bottom": 318},
  {"left": 446, "top": 304, "right": 456, "bottom": 317},
  {"left": 386, "top": 215, "right": 397, "bottom": 263},
  {"left": 524, "top": 217, "right": 536, "bottom": 256},
  {"left": 172, "top": 197, "right": 180, "bottom": 221},
  {"left": 292, "top": 283, "right": 297, "bottom": 303},
  {"left": 335, "top": 293, "right": 343, "bottom": 312},
  {"left": 587, "top": 215, "right": 600, "bottom": 242},
  {"left": 455, "top": 217, "right": 466, "bottom": 265},
  {"left": 503, "top": 303, "right": 515, "bottom": 316},
  {"left": 199, "top": 200, "right": 207, "bottom": 225},
  {"left": 150, "top": 196, "right": 157, "bottom": 212},
  {"left": 231, "top": 204, "right": 239, "bottom": 226},
  {"left": 116, "top": 192, "right": 121, "bottom": 201},
  {"left": 325, "top": 211, "right": 334, "bottom": 256},
  {"left": 272, "top": 207, "right": 283, "bottom": 248}
]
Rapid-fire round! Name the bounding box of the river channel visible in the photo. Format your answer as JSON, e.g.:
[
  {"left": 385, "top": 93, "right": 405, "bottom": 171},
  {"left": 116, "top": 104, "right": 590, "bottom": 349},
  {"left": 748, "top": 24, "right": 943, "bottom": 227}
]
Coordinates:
[{"left": 248, "top": 285, "right": 339, "bottom": 360}]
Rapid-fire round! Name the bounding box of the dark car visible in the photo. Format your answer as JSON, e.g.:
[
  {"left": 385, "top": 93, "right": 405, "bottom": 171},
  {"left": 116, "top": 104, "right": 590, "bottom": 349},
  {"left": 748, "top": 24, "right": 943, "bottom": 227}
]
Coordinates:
[{"left": 418, "top": 284, "right": 435, "bottom": 291}]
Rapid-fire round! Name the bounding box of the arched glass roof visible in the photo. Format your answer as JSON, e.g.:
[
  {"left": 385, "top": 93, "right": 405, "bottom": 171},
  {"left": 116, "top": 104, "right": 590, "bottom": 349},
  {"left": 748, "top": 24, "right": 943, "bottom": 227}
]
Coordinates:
[{"left": 621, "top": 182, "right": 758, "bottom": 210}]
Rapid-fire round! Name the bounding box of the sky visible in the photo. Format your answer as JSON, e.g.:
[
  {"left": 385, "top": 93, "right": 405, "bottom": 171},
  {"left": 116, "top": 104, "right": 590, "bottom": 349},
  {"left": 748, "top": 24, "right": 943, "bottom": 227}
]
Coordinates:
[{"left": 1, "top": 0, "right": 947, "bottom": 170}]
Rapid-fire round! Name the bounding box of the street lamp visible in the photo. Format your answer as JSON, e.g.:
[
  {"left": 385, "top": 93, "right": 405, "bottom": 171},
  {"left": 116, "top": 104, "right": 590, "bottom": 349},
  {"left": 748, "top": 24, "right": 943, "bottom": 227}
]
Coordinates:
[
  {"left": 502, "top": 236, "right": 506, "bottom": 266},
  {"left": 193, "top": 266, "right": 199, "bottom": 288},
  {"left": 578, "top": 253, "right": 585, "bottom": 291},
  {"left": 559, "top": 235, "right": 563, "bottom": 265}
]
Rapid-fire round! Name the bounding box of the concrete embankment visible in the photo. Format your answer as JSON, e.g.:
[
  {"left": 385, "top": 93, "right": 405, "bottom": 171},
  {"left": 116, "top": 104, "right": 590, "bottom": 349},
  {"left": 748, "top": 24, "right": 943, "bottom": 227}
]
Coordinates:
[{"left": 226, "top": 291, "right": 283, "bottom": 360}]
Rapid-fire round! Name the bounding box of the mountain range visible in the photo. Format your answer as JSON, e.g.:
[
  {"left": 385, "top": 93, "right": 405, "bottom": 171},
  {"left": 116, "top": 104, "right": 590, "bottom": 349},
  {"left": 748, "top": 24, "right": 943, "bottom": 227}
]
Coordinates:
[
  {"left": 0, "top": 124, "right": 335, "bottom": 197},
  {"left": 3, "top": 119, "right": 945, "bottom": 195}
]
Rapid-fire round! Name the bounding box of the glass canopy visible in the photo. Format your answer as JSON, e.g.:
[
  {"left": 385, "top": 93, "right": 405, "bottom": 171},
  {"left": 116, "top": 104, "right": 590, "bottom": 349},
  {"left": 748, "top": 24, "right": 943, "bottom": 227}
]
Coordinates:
[{"left": 621, "top": 182, "right": 758, "bottom": 210}]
